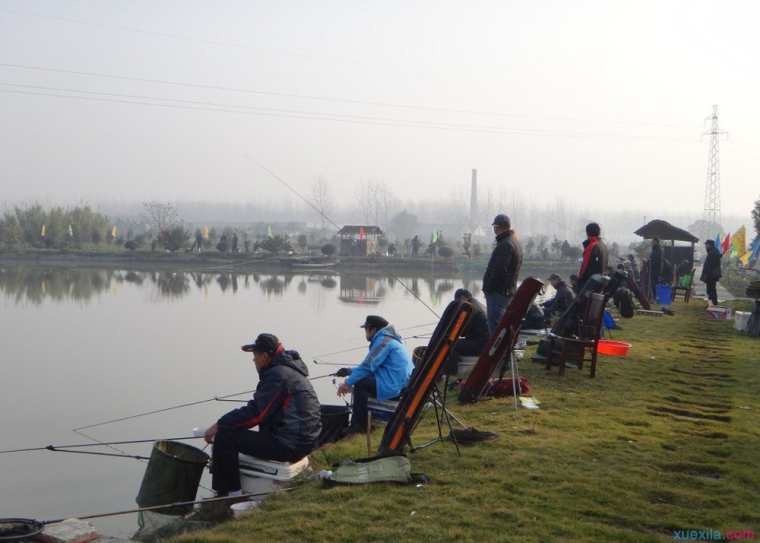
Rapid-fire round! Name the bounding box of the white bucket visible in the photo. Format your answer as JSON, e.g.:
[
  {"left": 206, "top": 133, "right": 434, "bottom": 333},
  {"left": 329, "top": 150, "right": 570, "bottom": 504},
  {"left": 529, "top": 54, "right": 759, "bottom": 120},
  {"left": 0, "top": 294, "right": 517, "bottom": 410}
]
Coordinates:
[
  {"left": 734, "top": 311, "right": 751, "bottom": 332},
  {"left": 239, "top": 455, "right": 310, "bottom": 498}
]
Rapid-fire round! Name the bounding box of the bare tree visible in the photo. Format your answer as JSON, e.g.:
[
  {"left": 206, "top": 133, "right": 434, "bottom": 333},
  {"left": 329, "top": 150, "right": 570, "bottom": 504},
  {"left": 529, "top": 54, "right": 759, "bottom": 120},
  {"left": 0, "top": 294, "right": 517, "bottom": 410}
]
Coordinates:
[
  {"left": 142, "top": 201, "right": 179, "bottom": 234},
  {"left": 311, "top": 177, "right": 333, "bottom": 230}
]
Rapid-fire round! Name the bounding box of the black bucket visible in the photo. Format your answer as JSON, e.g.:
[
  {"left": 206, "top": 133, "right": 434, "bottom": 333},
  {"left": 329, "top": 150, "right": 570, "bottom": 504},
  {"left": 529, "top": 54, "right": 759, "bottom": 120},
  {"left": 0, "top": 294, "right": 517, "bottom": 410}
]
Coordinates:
[
  {"left": 0, "top": 519, "right": 43, "bottom": 542},
  {"left": 318, "top": 405, "right": 351, "bottom": 446},
  {"left": 136, "top": 440, "right": 209, "bottom": 515}
]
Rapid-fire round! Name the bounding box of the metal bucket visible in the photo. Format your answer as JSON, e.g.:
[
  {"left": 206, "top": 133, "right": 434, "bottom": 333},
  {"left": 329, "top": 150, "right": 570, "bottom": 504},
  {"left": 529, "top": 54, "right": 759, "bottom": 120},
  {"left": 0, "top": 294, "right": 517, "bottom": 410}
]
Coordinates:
[{"left": 136, "top": 440, "right": 209, "bottom": 515}]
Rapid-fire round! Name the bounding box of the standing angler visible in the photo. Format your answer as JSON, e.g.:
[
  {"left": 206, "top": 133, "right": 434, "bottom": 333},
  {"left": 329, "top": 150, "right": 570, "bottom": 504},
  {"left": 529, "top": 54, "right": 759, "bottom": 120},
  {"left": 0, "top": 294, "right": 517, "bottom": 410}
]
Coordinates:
[
  {"left": 482, "top": 214, "right": 523, "bottom": 335},
  {"left": 701, "top": 239, "right": 722, "bottom": 306},
  {"left": 577, "top": 222, "right": 609, "bottom": 291}
]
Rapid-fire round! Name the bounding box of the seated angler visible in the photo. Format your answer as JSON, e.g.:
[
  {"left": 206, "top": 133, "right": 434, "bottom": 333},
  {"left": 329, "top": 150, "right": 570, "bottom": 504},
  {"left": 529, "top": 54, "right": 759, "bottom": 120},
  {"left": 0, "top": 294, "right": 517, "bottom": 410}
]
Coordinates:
[
  {"left": 444, "top": 289, "right": 489, "bottom": 377},
  {"left": 336, "top": 315, "right": 414, "bottom": 433},
  {"left": 203, "top": 333, "right": 322, "bottom": 498},
  {"left": 542, "top": 273, "right": 575, "bottom": 324}
]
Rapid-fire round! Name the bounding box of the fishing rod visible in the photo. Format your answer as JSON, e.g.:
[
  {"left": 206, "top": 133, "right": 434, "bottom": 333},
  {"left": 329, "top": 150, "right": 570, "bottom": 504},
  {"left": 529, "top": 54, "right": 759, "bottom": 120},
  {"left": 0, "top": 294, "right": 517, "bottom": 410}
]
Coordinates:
[
  {"left": 0, "top": 436, "right": 199, "bottom": 455},
  {"left": 312, "top": 332, "right": 434, "bottom": 364},
  {"left": 73, "top": 388, "right": 256, "bottom": 431},
  {"left": 246, "top": 157, "right": 442, "bottom": 319},
  {"left": 42, "top": 488, "right": 293, "bottom": 525}
]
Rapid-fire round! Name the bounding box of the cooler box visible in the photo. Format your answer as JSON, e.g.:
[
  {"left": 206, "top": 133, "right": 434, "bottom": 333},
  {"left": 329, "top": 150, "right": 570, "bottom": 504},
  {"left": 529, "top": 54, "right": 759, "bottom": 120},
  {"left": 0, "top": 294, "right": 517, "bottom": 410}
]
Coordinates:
[
  {"left": 706, "top": 306, "right": 732, "bottom": 320},
  {"left": 734, "top": 311, "right": 751, "bottom": 332},
  {"left": 239, "top": 455, "right": 310, "bottom": 497}
]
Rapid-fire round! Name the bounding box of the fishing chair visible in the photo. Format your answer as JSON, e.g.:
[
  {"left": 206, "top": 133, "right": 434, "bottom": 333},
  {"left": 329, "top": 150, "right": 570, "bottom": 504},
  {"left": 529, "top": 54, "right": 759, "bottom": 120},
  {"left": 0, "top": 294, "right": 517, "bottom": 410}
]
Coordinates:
[
  {"left": 544, "top": 292, "right": 606, "bottom": 378},
  {"left": 671, "top": 269, "right": 695, "bottom": 303}
]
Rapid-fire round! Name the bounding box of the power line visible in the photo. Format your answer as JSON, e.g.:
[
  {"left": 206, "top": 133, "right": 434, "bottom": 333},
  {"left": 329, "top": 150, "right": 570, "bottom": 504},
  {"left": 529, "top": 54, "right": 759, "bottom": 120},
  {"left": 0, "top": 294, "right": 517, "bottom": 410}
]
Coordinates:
[
  {"left": 0, "top": 86, "right": 696, "bottom": 142},
  {"left": 0, "top": 62, "right": 692, "bottom": 129}
]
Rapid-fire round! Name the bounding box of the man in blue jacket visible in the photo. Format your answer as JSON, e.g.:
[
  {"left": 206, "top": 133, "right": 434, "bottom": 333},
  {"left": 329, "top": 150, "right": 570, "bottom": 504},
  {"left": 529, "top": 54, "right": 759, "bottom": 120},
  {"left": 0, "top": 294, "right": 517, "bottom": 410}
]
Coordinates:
[
  {"left": 337, "top": 315, "right": 414, "bottom": 433},
  {"left": 204, "top": 333, "right": 322, "bottom": 497}
]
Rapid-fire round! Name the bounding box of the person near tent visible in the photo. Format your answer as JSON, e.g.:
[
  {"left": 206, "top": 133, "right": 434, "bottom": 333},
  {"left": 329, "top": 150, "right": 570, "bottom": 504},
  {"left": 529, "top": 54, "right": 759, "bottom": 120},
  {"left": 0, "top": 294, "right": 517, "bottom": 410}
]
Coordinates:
[
  {"left": 203, "top": 333, "right": 322, "bottom": 497},
  {"left": 577, "top": 222, "right": 608, "bottom": 291},
  {"left": 542, "top": 273, "right": 575, "bottom": 324},
  {"left": 626, "top": 254, "right": 640, "bottom": 283},
  {"left": 700, "top": 239, "right": 722, "bottom": 305},
  {"left": 336, "top": 315, "right": 414, "bottom": 433},
  {"left": 649, "top": 238, "right": 663, "bottom": 299},
  {"left": 482, "top": 213, "right": 524, "bottom": 335},
  {"left": 444, "top": 289, "right": 489, "bottom": 376}
]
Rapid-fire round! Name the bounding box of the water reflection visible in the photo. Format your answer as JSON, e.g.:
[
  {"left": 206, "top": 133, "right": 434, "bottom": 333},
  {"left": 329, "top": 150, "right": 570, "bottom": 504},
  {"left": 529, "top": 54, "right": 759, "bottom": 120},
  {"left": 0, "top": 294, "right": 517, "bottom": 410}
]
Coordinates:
[{"left": 0, "top": 266, "right": 483, "bottom": 308}]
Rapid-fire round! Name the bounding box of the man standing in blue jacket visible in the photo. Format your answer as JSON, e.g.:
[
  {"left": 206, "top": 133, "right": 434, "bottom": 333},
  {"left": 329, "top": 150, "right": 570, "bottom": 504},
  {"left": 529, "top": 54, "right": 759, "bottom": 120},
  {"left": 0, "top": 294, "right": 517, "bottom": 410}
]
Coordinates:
[
  {"left": 204, "top": 333, "right": 322, "bottom": 497},
  {"left": 337, "top": 315, "right": 414, "bottom": 433}
]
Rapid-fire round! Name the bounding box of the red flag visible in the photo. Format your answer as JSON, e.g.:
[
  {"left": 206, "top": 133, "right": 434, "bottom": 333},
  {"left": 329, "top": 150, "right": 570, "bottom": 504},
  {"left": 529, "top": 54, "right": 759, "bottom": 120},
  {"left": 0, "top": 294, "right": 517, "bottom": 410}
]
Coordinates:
[
  {"left": 359, "top": 226, "right": 366, "bottom": 240},
  {"left": 721, "top": 233, "right": 731, "bottom": 255}
]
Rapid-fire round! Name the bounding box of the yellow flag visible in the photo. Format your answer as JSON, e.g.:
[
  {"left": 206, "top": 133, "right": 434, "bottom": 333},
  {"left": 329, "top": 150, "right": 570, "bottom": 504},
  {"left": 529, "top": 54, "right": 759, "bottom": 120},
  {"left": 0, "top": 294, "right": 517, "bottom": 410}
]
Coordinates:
[
  {"left": 40, "top": 224, "right": 46, "bottom": 237},
  {"left": 740, "top": 252, "right": 751, "bottom": 267},
  {"left": 732, "top": 226, "right": 747, "bottom": 257},
  {"left": 202, "top": 226, "right": 209, "bottom": 240},
  {"left": 112, "top": 226, "right": 118, "bottom": 238}
]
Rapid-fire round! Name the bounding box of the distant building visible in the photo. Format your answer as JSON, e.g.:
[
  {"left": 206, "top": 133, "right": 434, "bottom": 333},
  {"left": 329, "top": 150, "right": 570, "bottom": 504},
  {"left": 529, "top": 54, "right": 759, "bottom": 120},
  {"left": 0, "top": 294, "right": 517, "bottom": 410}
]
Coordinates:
[{"left": 337, "top": 225, "right": 384, "bottom": 256}]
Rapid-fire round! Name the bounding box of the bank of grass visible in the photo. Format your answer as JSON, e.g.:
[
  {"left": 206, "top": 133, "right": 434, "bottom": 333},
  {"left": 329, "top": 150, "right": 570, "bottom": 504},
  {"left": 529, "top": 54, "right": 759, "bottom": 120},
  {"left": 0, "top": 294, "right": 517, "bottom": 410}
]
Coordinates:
[{"left": 175, "top": 300, "right": 760, "bottom": 543}]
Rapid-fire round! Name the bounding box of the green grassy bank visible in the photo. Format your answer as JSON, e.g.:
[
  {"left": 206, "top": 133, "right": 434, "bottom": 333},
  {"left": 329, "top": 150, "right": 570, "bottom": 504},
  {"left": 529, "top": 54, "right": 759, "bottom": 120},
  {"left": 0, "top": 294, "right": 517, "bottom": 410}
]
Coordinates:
[{"left": 176, "top": 300, "right": 760, "bottom": 543}]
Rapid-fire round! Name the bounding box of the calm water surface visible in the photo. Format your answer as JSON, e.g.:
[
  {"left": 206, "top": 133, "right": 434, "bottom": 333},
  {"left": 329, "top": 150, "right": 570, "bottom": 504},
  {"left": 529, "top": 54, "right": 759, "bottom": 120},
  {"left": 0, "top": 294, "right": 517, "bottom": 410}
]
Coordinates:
[{"left": 0, "top": 264, "right": 559, "bottom": 536}]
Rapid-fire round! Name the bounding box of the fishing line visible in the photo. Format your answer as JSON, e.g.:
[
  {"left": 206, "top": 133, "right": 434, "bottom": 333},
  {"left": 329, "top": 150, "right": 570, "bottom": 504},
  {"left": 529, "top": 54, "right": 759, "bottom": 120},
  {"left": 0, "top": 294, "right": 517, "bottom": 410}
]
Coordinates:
[
  {"left": 312, "top": 332, "right": 433, "bottom": 363},
  {"left": 245, "top": 158, "right": 442, "bottom": 319}
]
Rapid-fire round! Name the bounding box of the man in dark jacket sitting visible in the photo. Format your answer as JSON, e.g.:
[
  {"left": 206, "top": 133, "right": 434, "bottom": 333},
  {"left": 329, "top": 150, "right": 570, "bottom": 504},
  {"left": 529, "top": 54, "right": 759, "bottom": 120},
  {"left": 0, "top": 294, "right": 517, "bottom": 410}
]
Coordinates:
[
  {"left": 445, "top": 289, "right": 489, "bottom": 375},
  {"left": 482, "top": 214, "right": 523, "bottom": 335},
  {"left": 542, "top": 273, "right": 575, "bottom": 324},
  {"left": 204, "top": 333, "right": 322, "bottom": 496},
  {"left": 701, "top": 239, "right": 722, "bottom": 305}
]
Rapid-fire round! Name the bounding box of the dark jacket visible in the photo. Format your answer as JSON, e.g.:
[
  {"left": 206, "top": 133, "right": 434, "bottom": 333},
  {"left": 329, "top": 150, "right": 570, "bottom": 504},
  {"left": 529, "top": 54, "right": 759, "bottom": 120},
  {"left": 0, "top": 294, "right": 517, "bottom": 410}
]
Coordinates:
[
  {"left": 218, "top": 350, "right": 322, "bottom": 453},
  {"left": 543, "top": 280, "right": 574, "bottom": 318},
  {"left": 482, "top": 231, "right": 523, "bottom": 296},
  {"left": 460, "top": 299, "right": 489, "bottom": 340},
  {"left": 649, "top": 244, "right": 663, "bottom": 282},
  {"left": 578, "top": 237, "right": 609, "bottom": 287},
  {"left": 700, "top": 246, "right": 722, "bottom": 282}
]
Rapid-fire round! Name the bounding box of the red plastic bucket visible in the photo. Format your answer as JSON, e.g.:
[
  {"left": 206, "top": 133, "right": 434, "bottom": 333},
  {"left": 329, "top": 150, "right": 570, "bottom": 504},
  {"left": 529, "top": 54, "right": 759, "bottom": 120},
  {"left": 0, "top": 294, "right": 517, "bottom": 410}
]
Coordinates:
[{"left": 597, "top": 340, "right": 631, "bottom": 357}]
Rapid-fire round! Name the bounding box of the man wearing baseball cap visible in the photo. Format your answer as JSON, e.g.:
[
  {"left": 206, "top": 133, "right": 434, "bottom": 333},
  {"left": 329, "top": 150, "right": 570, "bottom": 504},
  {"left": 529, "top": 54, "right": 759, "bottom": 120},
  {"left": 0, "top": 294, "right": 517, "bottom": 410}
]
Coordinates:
[
  {"left": 482, "top": 213, "right": 523, "bottom": 335},
  {"left": 203, "top": 333, "right": 322, "bottom": 497},
  {"left": 336, "top": 315, "right": 414, "bottom": 433}
]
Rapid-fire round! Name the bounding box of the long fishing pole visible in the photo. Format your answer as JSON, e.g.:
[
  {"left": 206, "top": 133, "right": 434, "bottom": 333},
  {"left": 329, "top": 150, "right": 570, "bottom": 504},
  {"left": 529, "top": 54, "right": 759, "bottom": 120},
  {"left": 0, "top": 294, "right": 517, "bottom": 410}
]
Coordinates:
[
  {"left": 312, "top": 332, "right": 434, "bottom": 364},
  {"left": 43, "top": 488, "right": 293, "bottom": 525},
  {"left": 0, "top": 436, "right": 199, "bottom": 455},
  {"left": 73, "top": 389, "right": 256, "bottom": 431},
  {"left": 246, "top": 157, "right": 441, "bottom": 319}
]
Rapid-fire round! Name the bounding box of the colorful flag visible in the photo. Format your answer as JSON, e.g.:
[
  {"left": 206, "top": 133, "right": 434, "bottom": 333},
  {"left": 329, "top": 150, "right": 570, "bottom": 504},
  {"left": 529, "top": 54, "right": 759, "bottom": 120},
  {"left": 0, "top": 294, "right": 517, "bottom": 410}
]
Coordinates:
[
  {"left": 715, "top": 234, "right": 721, "bottom": 249},
  {"left": 40, "top": 224, "right": 46, "bottom": 238},
  {"left": 740, "top": 252, "right": 751, "bottom": 267},
  {"left": 431, "top": 230, "right": 438, "bottom": 244},
  {"left": 267, "top": 225, "right": 273, "bottom": 238},
  {"left": 202, "top": 226, "right": 209, "bottom": 240},
  {"left": 720, "top": 233, "right": 730, "bottom": 255},
  {"left": 359, "top": 226, "right": 366, "bottom": 240},
  {"left": 731, "top": 226, "right": 747, "bottom": 258},
  {"left": 111, "top": 226, "right": 118, "bottom": 239}
]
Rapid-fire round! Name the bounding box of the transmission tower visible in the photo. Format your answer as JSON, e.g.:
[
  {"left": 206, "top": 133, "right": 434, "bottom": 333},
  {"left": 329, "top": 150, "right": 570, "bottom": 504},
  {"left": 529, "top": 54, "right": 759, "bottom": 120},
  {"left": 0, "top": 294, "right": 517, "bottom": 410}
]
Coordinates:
[{"left": 703, "top": 104, "right": 727, "bottom": 228}]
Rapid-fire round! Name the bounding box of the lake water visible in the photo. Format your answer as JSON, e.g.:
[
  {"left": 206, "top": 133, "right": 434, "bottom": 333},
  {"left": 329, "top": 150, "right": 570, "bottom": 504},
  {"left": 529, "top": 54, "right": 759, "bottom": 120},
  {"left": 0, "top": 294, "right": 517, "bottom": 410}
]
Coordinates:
[{"left": 0, "top": 263, "right": 563, "bottom": 537}]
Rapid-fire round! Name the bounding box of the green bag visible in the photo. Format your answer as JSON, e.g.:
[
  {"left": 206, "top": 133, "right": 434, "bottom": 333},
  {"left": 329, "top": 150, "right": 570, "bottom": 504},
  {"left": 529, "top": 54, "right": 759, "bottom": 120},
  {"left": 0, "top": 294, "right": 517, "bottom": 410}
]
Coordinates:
[{"left": 332, "top": 455, "right": 411, "bottom": 485}]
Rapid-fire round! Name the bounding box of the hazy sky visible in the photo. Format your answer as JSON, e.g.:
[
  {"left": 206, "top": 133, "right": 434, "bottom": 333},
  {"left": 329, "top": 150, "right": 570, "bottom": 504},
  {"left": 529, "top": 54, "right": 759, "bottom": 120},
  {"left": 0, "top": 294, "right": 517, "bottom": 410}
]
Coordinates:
[{"left": 1, "top": 0, "right": 758, "bottom": 217}]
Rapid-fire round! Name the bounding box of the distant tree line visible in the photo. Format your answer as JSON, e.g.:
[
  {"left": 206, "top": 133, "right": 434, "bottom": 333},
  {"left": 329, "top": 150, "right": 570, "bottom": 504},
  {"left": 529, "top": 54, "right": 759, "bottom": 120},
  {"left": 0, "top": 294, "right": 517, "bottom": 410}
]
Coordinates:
[{"left": 0, "top": 204, "right": 112, "bottom": 249}]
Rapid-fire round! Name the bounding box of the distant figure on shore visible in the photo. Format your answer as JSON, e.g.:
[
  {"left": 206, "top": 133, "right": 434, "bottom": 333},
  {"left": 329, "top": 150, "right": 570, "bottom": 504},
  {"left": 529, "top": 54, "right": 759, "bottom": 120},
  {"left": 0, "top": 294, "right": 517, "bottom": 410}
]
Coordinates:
[
  {"left": 411, "top": 235, "right": 421, "bottom": 257},
  {"left": 231, "top": 233, "right": 239, "bottom": 253},
  {"left": 701, "top": 239, "right": 722, "bottom": 305},
  {"left": 191, "top": 230, "right": 203, "bottom": 253},
  {"left": 577, "top": 222, "right": 608, "bottom": 291},
  {"left": 203, "top": 333, "right": 321, "bottom": 498},
  {"left": 336, "top": 315, "right": 414, "bottom": 433},
  {"left": 482, "top": 214, "right": 523, "bottom": 335}
]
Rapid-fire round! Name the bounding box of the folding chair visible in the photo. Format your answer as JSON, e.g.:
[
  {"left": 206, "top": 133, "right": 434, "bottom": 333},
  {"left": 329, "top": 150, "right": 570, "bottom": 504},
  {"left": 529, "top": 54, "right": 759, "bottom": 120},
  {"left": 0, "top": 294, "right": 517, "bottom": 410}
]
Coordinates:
[{"left": 545, "top": 292, "right": 606, "bottom": 378}]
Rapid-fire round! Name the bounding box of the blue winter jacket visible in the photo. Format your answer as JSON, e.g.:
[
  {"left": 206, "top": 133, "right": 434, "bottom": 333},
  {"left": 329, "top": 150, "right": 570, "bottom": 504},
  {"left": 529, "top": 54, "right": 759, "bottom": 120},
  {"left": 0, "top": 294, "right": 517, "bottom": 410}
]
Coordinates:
[{"left": 346, "top": 325, "right": 414, "bottom": 401}]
